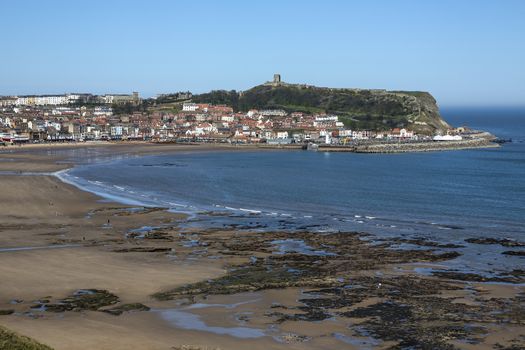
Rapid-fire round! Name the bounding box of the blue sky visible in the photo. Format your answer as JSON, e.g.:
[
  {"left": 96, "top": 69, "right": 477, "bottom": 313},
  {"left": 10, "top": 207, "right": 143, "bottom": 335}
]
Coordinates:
[{"left": 1, "top": 0, "right": 524, "bottom": 106}]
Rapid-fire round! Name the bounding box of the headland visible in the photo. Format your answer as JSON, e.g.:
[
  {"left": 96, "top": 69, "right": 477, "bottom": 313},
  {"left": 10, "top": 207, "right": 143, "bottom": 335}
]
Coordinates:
[{"left": 1, "top": 75, "right": 505, "bottom": 153}]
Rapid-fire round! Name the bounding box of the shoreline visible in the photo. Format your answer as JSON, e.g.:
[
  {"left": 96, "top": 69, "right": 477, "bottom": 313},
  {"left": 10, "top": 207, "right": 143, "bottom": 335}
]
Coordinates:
[
  {"left": 1, "top": 134, "right": 501, "bottom": 155},
  {"left": 0, "top": 144, "right": 523, "bottom": 350}
]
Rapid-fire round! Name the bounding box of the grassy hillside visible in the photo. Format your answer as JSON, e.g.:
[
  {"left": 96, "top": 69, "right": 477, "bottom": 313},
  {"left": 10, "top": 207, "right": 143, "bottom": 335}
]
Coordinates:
[
  {"left": 193, "top": 84, "right": 450, "bottom": 134},
  {"left": 0, "top": 326, "right": 53, "bottom": 350}
]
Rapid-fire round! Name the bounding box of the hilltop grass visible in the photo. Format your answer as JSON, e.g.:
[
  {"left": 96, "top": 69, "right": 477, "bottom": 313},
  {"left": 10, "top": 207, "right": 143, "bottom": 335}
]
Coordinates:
[
  {"left": 280, "top": 104, "right": 326, "bottom": 115},
  {"left": 0, "top": 326, "right": 53, "bottom": 350},
  {"left": 191, "top": 84, "right": 446, "bottom": 133}
]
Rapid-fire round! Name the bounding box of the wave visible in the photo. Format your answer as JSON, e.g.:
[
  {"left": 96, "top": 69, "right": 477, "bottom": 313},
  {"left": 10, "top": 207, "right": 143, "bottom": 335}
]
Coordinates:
[
  {"left": 55, "top": 170, "right": 154, "bottom": 207},
  {"left": 239, "top": 208, "right": 262, "bottom": 214}
]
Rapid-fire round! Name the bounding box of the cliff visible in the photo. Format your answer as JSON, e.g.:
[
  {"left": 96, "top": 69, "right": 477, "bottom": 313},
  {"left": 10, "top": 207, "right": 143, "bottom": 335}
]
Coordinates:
[{"left": 193, "top": 83, "right": 451, "bottom": 134}]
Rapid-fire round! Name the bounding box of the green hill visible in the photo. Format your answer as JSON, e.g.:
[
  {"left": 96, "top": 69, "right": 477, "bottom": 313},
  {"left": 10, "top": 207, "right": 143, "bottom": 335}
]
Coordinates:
[
  {"left": 0, "top": 326, "right": 53, "bottom": 350},
  {"left": 193, "top": 83, "right": 450, "bottom": 134}
]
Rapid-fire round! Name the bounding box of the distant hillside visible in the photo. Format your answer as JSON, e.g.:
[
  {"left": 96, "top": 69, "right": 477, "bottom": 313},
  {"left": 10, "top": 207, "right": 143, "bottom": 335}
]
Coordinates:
[{"left": 193, "top": 83, "right": 450, "bottom": 134}]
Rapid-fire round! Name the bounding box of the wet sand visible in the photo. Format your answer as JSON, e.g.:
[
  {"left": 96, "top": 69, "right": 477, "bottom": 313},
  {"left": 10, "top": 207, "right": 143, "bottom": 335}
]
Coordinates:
[
  {"left": 0, "top": 144, "right": 228, "bottom": 349},
  {"left": 0, "top": 143, "right": 523, "bottom": 350}
]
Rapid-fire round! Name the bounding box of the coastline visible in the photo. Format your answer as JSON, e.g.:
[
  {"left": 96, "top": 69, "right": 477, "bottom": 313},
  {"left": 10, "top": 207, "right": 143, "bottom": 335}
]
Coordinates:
[
  {"left": 1, "top": 144, "right": 523, "bottom": 350},
  {"left": 0, "top": 129, "right": 500, "bottom": 156},
  {"left": 345, "top": 138, "right": 499, "bottom": 153}
]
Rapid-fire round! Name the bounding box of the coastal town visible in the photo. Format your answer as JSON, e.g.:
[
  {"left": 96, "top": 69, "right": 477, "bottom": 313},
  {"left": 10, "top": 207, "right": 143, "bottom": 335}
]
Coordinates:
[
  {"left": 0, "top": 89, "right": 486, "bottom": 150},
  {"left": 2, "top": 0, "right": 524, "bottom": 349}
]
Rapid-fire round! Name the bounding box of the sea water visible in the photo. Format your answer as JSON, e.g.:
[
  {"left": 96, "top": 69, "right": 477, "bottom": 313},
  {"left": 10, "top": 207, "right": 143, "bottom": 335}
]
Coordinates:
[{"left": 59, "top": 107, "right": 525, "bottom": 275}]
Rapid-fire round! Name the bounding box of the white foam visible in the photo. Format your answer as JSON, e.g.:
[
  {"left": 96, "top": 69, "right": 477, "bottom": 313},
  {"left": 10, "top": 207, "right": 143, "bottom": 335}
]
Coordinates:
[
  {"left": 168, "top": 202, "right": 187, "bottom": 208},
  {"left": 239, "top": 208, "right": 262, "bottom": 214}
]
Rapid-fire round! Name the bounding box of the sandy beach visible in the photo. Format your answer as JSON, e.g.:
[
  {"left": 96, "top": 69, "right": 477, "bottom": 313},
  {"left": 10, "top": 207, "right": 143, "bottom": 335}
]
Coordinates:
[
  {"left": 0, "top": 143, "right": 228, "bottom": 349},
  {"left": 0, "top": 143, "right": 523, "bottom": 350}
]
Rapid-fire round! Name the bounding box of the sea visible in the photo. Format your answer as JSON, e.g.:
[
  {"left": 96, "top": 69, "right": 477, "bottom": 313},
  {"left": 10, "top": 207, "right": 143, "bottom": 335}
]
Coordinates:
[{"left": 58, "top": 107, "right": 525, "bottom": 276}]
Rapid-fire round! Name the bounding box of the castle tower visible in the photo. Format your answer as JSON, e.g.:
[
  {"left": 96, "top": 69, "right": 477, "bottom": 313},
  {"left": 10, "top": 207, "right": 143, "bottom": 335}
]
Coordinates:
[{"left": 273, "top": 74, "right": 281, "bottom": 84}]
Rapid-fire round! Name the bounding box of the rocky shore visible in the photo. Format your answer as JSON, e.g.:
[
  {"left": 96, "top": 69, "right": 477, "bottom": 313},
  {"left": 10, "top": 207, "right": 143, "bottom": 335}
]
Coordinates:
[
  {"left": 351, "top": 138, "right": 499, "bottom": 153},
  {"left": 0, "top": 144, "right": 523, "bottom": 350}
]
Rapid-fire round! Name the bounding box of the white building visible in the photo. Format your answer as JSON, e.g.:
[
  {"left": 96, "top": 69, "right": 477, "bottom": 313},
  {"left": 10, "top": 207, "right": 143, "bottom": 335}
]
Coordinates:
[
  {"left": 111, "top": 126, "right": 123, "bottom": 137},
  {"left": 47, "top": 122, "right": 61, "bottom": 131},
  {"left": 67, "top": 94, "right": 81, "bottom": 104},
  {"left": 182, "top": 103, "right": 199, "bottom": 112},
  {"left": 37, "top": 95, "right": 68, "bottom": 105},
  {"left": 246, "top": 110, "right": 258, "bottom": 117},
  {"left": 339, "top": 129, "right": 352, "bottom": 137},
  {"left": 399, "top": 128, "right": 414, "bottom": 138},
  {"left": 433, "top": 135, "right": 462, "bottom": 141},
  {"left": 185, "top": 123, "right": 218, "bottom": 136},
  {"left": 102, "top": 95, "right": 114, "bottom": 104},
  {"left": 389, "top": 128, "right": 415, "bottom": 139},
  {"left": 260, "top": 109, "right": 287, "bottom": 117},
  {"left": 352, "top": 130, "right": 372, "bottom": 140},
  {"left": 315, "top": 115, "right": 339, "bottom": 122},
  {"left": 0, "top": 97, "right": 17, "bottom": 107},
  {"left": 0, "top": 117, "right": 12, "bottom": 127},
  {"left": 195, "top": 114, "right": 208, "bottom": 122},
  {"left": 16, "top": 95, "right": 69, "bottom": 106},
  {"left": 221, "top": 115, "right": 235, "bottom": 122},
  {"left": 94, "top": 106, "right": 113, "bottom": 116}
]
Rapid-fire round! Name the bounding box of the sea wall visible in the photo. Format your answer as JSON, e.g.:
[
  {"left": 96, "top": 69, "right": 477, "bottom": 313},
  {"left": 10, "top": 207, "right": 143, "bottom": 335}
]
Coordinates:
[{"left": 325, "top": 139, "right": 499, "bottom": 153}]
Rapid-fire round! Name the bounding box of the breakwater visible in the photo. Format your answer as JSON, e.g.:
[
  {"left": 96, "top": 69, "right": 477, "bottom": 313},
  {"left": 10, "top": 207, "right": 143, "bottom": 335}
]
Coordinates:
[
  {"left": 327, "top": 138, "right": 499, "bottom": 153},
  {"left": 253, "top": 138, "right": 499, "bottom": 153}
]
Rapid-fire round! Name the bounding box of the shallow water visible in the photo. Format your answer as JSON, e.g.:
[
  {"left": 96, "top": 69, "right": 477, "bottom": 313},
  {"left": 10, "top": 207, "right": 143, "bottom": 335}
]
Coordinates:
[
  {"left": 158, "top": 302, "right": 266, "bottom": 339},
  {"left": 271, "top": 239, "right": 336, "bottom": 256},
  {"left": 0, "top": 244, "right": 81, "bottom": 253}
]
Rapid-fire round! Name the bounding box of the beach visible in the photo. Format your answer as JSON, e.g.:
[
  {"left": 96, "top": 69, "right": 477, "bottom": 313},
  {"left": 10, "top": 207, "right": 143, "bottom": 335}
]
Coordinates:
[{"left": 0, "top": 143, "right": 524, "bottom": 350}]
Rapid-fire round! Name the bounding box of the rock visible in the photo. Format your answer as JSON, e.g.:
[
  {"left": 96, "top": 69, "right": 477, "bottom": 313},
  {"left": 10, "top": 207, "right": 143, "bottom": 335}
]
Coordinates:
[
  {"left": 432, "top": 271, "right": 524, "bottom": 284},
  {"left": 42, "top": 289, "right": 119, "bottom": 312},
  {"left": 502, "top": 251, "right": 525, "bottom": 257},
  {"left": 102, "top": 303, "right": 150, "bottom": 316},
  {"left": 465, "top": 237, "right": 525, "bottom": 247}
]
